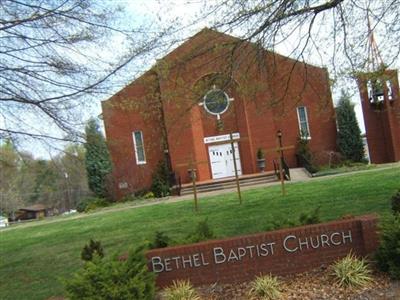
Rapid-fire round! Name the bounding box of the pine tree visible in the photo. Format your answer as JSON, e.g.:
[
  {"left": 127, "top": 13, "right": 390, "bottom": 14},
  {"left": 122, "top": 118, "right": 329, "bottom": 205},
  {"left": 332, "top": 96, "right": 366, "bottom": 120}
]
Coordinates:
[
  {"left": 336, "top": 90, "right": 365, "bottom": 162},
  {"left": 84, "top": 118, "right": 112, "bottom": 199}
]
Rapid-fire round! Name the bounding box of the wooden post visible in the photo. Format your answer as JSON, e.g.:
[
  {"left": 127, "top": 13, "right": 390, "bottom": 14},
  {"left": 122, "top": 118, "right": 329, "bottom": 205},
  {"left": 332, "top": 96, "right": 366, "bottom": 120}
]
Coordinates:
[
  {"left": 230, "top": 132, "right": 242, "bottom": 204},
  {"left": 265, "top": 131, "right": 294, "bottom": 196},
  {"left": 277, "top": 130, "right": 286, "bottom": 196},
  {"left": 189, "top": 166, "right": 199, "bottom": 212},
  {"left": 177, "top": 157, "right": 208, "bottom": 212}
]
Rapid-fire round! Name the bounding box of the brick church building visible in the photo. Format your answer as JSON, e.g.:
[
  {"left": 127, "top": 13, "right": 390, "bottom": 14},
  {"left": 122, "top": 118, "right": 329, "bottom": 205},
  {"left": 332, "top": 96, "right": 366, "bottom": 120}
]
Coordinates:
[{"left": 102, "top": 28, "right": 338, "bottom": 198}]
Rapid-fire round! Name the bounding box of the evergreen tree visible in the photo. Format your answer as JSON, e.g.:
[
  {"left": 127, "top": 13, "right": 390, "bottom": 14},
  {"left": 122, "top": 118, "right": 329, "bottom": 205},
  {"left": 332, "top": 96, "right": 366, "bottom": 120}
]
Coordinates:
[
  {"left": 84, "top": 118, "right": 112, "bottom": 199},
  {"left": 336, "top": 90, "right": 365, "bottom": 162}
]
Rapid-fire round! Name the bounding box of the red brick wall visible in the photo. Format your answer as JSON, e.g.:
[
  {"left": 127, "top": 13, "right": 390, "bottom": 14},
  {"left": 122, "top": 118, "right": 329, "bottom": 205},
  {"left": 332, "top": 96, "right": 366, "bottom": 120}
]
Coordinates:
[
  {"left": 102, "top": 71, "right": 165, "bottom": 198},
  {"left": 146, "top": 215, "right": 378, "bottom": 287},
  {"left": 157, "top": 30, "right": 337, "bottom": 183},
  {"left": 102, "top": 29, "right": 338, "bottom": 193}
]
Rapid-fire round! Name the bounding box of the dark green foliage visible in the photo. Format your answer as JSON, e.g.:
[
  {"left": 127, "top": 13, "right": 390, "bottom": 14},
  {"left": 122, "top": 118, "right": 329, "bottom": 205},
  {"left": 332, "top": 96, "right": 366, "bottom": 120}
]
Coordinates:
[
  {"left": 120, "top": 194, "right": 137, "bottom": 202},
  {"left": 76, "top": 198, "right": 90, "bottom": 213},
  {"left": 84, "top": 198, "right": 109, "bottom": 212},
  {"left": 296, "top": 136, "right": 318, "bottom": 173},
  {"left": 299, "top": 206, "right": 321, "bottom": 225},
  {"left": 150, "top": 160, "right": 170, "bottom": 198},
  {"left": 256, "top": 148, "right": 265, "bottom": 159},
  {"left": 65, "top": 245, "right": 155, "bottom": 300},
  {"left": 265, "top": 219, "right": 299, "bottom": 231},
  {"left": 149, "top": 231, "right": 170, "bottom": 249},
  {"left": 29, "top": 160, "right": 59, "bottom": 203},
  {"left": 375, "top": 214, "right": 400, "bottom": 279},
  {"left": 336, "top": 90, "right": 365, "bottom": 162},
  {"left": 81, "top": 239, "right": 104, "bottom": 261},
  {"left": 186, "top": 218, "right": 215, "bottom": 243},
  {"left": 84, "top": 118, "right": 112, "bottom": 199},
  {"left": 391, "top": 190, "right": 400, "bottom": 215},
  {"left": 265, "top": 207, "right": 321, "bottom": 231}
]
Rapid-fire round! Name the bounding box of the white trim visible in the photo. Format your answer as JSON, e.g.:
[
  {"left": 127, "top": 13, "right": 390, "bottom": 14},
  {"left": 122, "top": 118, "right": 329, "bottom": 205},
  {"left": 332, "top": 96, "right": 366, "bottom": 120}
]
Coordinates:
[
  {"left": 296, "top": 106, "right": 311, "bottom": 139},
  {"left": 132, "top": 131, "right": 146, "bottom": 165},
  {"left": 204, "top": 132, "right": 240, "bottom": 144}
]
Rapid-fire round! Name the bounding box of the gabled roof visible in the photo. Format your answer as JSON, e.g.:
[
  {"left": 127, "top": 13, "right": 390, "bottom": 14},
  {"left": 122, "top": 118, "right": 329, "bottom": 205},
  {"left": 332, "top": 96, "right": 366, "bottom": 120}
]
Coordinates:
[
  {"left": 102, "top": 27, "right": 326, "bottom": 104},
  {"left": 19, "top": 204, "right": 47, "bottom": 212}
]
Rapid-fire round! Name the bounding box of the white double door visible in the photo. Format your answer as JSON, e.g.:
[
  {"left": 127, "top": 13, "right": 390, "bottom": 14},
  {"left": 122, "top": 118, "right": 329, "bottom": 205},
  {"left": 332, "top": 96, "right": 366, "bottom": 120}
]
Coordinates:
[{"left": 208, "top": 142, "right": 242, "bottom": 179}]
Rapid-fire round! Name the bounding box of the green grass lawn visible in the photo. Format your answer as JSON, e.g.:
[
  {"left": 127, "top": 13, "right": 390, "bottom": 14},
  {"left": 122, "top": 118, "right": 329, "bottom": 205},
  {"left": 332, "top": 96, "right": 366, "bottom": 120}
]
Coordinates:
[{"left": 0, "top": 166, "right": 399, "bottom": 300}]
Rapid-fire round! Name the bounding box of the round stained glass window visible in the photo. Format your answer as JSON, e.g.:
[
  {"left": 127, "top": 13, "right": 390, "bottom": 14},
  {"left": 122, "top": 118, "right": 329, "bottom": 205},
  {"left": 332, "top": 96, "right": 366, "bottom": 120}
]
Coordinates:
[{"left": 203, "top": 89, "right": 230, "bottom": 115}]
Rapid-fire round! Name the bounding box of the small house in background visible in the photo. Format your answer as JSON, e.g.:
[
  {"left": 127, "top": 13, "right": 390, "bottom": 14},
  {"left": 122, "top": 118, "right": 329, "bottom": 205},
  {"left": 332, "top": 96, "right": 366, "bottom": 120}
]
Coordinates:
[{"left": 15, "top": 204, "right": 48, "bottom": 220}]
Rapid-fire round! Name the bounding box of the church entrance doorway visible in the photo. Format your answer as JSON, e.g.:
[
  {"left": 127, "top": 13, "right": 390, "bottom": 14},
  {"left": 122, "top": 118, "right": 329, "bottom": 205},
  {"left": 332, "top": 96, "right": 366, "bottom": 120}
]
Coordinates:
[{"left": 208, "top": 143, "right": 242, "bottom": 179}]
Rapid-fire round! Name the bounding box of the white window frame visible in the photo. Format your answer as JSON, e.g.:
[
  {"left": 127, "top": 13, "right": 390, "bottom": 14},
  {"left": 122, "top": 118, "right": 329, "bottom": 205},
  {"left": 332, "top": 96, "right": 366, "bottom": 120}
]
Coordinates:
[
  {"left": 296, "top": 106, "right": 311, "bottom": 139},
  {"left": 132, "top": 131, "right": 146, "bottom": 165}
]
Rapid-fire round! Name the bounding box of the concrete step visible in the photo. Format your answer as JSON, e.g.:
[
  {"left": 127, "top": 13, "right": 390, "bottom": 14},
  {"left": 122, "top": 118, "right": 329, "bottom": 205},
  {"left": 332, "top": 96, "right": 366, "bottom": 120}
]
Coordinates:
[{"left": 179, "top": 173, "right": 277, "bottom": 196}]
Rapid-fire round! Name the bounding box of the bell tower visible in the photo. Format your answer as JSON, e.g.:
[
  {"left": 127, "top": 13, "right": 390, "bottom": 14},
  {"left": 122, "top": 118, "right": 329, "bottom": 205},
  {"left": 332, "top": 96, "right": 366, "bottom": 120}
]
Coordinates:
[{"left": 356, "top": 19, "right": 400, "bottom": 163}]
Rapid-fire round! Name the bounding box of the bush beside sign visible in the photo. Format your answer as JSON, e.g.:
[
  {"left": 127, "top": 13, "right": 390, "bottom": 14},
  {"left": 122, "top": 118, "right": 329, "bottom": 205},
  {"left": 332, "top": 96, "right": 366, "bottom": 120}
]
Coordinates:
[{"left": 146, "top": 215, "right": 378, "bottom": 287}]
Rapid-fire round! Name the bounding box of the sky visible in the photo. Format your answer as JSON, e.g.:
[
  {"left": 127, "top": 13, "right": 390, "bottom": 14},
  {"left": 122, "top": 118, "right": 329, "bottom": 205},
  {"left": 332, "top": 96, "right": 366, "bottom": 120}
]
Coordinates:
[{"left": 15, "top": 0, "right": 399, "bottom": 158}]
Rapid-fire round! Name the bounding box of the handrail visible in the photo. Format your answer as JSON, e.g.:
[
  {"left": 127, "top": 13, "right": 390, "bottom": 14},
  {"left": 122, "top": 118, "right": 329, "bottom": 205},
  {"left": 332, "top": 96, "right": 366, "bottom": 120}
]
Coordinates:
[
  {"left": 282, "top": 158, "right": 291, "bottom": 180},
  {"left": 273, "top": 159, "right": 290, "bottom": 181}
]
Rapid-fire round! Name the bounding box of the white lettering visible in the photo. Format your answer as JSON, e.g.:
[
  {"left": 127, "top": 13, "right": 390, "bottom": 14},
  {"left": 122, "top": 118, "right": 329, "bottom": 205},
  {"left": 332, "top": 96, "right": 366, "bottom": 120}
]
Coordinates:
[
  {"left": 283, "top": 235, "right": 298, "bottom": 253},
  {"left": 228, "top": 249, "right": 239, "bottom": 262},
  {"left": 298, "top": 237, "right": 309, "bottom": 250},
  {"left": 320, "top": 234, "right": 330, "bottom": 247},
  {"left": 246, "top": 245, "right": 255, "bottom": 258},
  {"left": 310, "top": 236, "right": 320, "bottom": 249},
  {"left": 171, "top": 256, "right": 181, "bottom": 269},
  {"left": 259, "top": 243, "right": 269, "bottom": 256},
  {"left": 201, "top": 253, "right": 209, "bottom": 265},
  {"left": 330, "top": 232, "right": 342, "bottom": 246},
  {"left": 192, "top": 254, "right": 201, "bottom": 267},
  {"left": 151, "top": 257, "right": 164, "bottom": 273},
  {"left": 268, "top": 242, "right": 276, "bottom": 255},
  {"left": 237, "top": 247, "right": 246, "bottom": 260},
  {"left": 182, "top": 255, "right": 193, "bottom": 268},
  {"left": 213, "top": 247, "right": 226, "bottom": 264},
  {"left": 342, "top": 231, "right": 352, "bottom": 243},
  {"left": 164, "top": 258, "right": 172, "bottom": 271}
]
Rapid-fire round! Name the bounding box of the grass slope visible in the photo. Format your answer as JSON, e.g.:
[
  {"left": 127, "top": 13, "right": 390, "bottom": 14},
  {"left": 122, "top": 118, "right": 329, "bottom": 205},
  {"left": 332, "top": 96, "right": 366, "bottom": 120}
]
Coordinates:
[{"left": 0, "top": 166, "right": 399, "bottom": 299}]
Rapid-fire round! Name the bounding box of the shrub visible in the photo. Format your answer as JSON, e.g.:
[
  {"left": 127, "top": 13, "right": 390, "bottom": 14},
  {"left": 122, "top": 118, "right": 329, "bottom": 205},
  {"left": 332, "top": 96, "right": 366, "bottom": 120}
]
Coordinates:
[
  {"left": 151, "top": 160, "right": 170, "bottom": 198},
  {"left": 81, "top": 239, "right": 104, "bottom": 261},
  {"left": 162, "top": 280, "right": 200, "bottom": 300},
  {"left": 84, "top": 197, "right": 110, "bottom": 212},
  {"left": 375, "top": 214, "right": 400, "bottom": 279},
  {"left": 257, "top": 148, "right": 265, "bottom": 159},
  {"left": 144, "top": 192, "right": 155, "bottom": 199},
  {"left": 76, "top": 198, "right": 90, "bottom": 213},
  {"left": 187, "top": 218, "right": 215, "bottom": 243},
  {"left": 134, "top": 188, "right": 150, "bottom": 198},
  {"left": 331, "top": 252, "right": 372, "bottom": 289},
  {"left": 391, "top": 189, "right": 400, "bottom": 215},
  {"left": 65, "top": 245, "right": 155, "bottom": 300},
  {"left": 120, "top": 194, "right": 137, "bottom": 202},
  {"left": 264, "top": 208, "right": 321, "bottom": 232},
  {"left": 299, "top": 206, "right": 321, "bottom": 225},
  {"left": 149, "top": 231, "right": 170, "bottom": 249},
  {"left": 76, "top": 197, "right": 109, "bottom": 213},
  {"left": 296, "top": 136, "right": 318, "bottom": 173},
  {"left": 248, "top": 274, "right": 281, "bottom": 300},
  {"left": 264, "top": 218, "right": 298, "bottom": 231}
]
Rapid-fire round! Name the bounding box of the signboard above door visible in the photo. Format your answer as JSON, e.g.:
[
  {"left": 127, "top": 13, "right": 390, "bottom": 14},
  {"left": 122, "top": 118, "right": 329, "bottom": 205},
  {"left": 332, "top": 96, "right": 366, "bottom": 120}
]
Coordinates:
[{"left": 204, "top": 132, "right": 240, "bottom": 144}]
